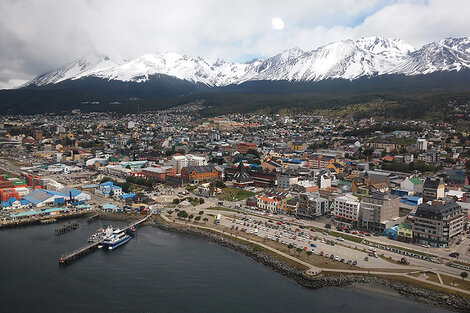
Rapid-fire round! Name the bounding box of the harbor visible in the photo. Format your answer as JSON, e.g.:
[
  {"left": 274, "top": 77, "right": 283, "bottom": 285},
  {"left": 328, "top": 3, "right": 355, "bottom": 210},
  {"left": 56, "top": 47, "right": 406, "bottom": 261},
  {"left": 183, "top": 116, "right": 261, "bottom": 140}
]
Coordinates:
[
  {"left": 0, "top": 219, "right": 456, "bottom": 313},
  {"left": 58, "top": 214, "right": 152, "bottom": 265}
]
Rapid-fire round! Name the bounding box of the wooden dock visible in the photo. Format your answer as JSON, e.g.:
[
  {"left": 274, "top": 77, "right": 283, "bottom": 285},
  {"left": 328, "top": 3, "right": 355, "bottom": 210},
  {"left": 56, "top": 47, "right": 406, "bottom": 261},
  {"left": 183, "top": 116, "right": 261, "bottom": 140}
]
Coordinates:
[
  {"left": 59, "top": 240, "right": 102, "bottom": 265},
  {"left": 55, "top": 222, "right": 80, "bottom": 235}
]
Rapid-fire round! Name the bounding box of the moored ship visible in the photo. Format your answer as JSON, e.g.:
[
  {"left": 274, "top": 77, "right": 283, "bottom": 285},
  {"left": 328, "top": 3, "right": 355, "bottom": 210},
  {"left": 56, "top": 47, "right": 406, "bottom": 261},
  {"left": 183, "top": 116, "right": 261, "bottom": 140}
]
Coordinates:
[{"left": 99, "top": 227, "right": 131, "bottom": 250}]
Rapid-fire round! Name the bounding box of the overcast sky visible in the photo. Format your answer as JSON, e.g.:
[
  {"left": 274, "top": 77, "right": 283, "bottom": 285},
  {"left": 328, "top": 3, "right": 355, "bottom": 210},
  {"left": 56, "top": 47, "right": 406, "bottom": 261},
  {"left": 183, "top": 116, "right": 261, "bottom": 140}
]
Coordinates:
[{"left": 1, "top": 0, "right": 469, "bottom": 89}]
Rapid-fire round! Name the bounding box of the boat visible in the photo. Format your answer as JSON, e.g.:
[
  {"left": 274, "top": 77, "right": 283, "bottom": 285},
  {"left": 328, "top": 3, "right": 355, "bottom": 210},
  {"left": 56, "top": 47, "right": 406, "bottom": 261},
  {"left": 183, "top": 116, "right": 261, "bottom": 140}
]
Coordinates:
[{"left": 99, "top": 226, "right": 131, "bottom": 250}]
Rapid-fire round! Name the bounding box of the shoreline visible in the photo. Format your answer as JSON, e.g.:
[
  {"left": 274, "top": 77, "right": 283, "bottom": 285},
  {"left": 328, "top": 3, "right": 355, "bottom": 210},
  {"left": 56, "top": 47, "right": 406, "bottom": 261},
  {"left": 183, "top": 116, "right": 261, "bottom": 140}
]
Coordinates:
[{"left": 149, "top": 216, "right": 470, "bottom": 313}]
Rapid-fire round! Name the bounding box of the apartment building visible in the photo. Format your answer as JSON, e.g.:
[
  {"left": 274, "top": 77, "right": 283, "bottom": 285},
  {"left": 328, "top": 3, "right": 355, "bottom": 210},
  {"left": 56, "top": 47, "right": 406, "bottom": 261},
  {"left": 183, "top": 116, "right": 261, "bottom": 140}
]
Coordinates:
[
  {"left": 298, "top": 192, "right": 329, "bottom": 218},
  {"left": 412, "top": 201, "right": 466, "bottom": 247},
  {"left": 333, "top": 194, "right": 360, "bottom": 228},
  {"left": 359, "top": 192, "right": 400, "bottom": 233},
  {"left": 422, "top": 177, "right": 445, "bottom": 201}
]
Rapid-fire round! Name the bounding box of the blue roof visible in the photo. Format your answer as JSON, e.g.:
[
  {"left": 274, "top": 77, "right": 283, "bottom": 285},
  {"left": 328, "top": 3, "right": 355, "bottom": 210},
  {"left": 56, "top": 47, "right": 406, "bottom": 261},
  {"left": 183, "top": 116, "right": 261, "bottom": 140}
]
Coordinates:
[
  {"left": 8, "top": 197, "right": 17, "bottom": 203},
  {"left": 103, "top": 203, "right": 118, "bottom": 209},
  {"left": 20, "top": 199, "right": 29, "bottom": 205},
  {"left": 100, "top": 181, "right": 114, "bottom": 187},
  {"left": 45, "top": 190, "right": 67, "bottom": 197},
  {"left": 403, "top": 195, "right": 421, "bottom": 201},
  {"left": 23, "top": 189, "right": 66, "bottom": 205},
  {"left": 121, "top": 193, "right": 135, "bottom": 199},
  {"left": 1, "top": 201, "right": 11, "bottom": 207},
  {"left": 400, "top": 199, "right": 419, "bottom": 206}
]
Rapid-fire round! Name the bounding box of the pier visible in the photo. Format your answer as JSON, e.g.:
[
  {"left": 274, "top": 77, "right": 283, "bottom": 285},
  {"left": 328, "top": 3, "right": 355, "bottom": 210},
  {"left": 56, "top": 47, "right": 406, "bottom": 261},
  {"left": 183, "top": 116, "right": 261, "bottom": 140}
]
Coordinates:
[
  {"left": 0, "top": 211, "right": 87, "bottom": 229},
  {"left": 55, "top": 222, "right": 80, "bottom": 235},
  {"left": 59, "top": 240, "right": 102, "bottom": 265},
  {"left": 123, "top": 214, "right": 152, "bottom": 232},
  {"left": 58, "top": 214, "right": 152, "bottom": 266}
]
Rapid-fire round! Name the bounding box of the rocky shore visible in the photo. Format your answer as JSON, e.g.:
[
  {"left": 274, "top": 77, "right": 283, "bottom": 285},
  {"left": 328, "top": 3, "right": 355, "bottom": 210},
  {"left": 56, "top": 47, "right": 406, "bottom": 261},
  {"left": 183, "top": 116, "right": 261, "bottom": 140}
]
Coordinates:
[{"left": 152, "top": 217, "right": 470, "bottom": 313}]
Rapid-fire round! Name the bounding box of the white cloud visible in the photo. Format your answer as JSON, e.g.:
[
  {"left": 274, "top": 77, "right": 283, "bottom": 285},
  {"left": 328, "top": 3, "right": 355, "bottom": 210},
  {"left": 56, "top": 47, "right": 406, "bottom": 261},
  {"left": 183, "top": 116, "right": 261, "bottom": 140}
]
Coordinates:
[{"left": 0, "top": 0, "right": 468, "bottom": 88}]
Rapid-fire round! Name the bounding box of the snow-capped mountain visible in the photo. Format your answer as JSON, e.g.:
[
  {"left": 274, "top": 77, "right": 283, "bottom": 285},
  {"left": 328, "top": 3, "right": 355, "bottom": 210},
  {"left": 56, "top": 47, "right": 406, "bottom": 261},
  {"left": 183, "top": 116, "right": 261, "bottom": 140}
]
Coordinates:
[
  {"left": 26, "top": 36, "right": 470, "bottom": 88},
  {"left": 28, "top": 54, "right": 124, "bottom": 86}
]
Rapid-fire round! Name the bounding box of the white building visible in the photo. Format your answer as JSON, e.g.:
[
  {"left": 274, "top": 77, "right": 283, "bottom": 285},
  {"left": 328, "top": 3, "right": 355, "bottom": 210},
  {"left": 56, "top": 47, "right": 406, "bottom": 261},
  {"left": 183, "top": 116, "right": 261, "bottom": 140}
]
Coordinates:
[
  {"left": 256, "top": 195, "right": 281, "bottom": 213},
  {"left": 417, "top": 138, "right": 428, "bottom": 151},
  {"left": 400, "top": 178, "right": 424, "bottom": 194},
  {"left": 170, "top": 155, "right": 189, "bottom": 174},
  {"left": 170, "top": 154, "right": 207, "bottom": 174},
  {"left": 333, "top": 194, "right": 361, "bottom": 227}
]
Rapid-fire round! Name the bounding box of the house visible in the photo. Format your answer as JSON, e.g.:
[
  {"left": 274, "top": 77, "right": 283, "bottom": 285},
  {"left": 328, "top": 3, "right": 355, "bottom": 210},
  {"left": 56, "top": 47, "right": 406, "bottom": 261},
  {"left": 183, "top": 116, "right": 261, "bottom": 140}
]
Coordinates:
[
  {"left": 236, "top": 142, "right": 257, "bottom": 154},
  {"left": 400, "top": 178, "right": 423, "bottom": 194},
  {"left": 97, "top": 182, "right": 123, "bottom": 198},
  {"left": 326, "top": 162, "right": 345, "bottom": 174},
  {"left": 259, "top": 159, "right": 282, "bottom": 172},
  {"left": 397, "top": 223, "right": 413, "bottom": 243}
]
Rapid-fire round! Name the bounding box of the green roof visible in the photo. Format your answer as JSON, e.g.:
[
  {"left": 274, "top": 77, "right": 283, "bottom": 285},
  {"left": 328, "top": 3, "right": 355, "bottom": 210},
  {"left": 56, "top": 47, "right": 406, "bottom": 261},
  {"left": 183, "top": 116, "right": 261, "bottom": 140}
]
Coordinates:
[
  {"left": 409, "top": 178, "right": 422, "bottom": 185},
  {"left": 399, "top": 223, "right": 412, "bottom": 229}
]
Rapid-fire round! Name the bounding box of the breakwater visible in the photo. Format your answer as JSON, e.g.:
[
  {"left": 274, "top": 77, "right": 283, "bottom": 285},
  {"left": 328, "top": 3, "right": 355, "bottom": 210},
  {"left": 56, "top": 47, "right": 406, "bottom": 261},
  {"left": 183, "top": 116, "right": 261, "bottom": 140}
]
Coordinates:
[{"left": 152, "top": 218, "right": 470, "bottom": 313}]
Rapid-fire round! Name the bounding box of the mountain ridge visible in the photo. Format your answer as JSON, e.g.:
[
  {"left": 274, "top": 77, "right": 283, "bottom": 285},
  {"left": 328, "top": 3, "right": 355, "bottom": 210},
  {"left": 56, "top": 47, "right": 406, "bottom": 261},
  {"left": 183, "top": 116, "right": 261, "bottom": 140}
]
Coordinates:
[{"left": 24, "top": 36, "right": 470, "bottom": 88}]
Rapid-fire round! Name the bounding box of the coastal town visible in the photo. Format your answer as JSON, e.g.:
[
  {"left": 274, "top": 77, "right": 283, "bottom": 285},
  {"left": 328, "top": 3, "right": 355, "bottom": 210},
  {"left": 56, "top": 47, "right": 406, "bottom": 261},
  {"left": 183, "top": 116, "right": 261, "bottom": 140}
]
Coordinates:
[{"left": 0, "top": 103, "right": 469, "bottom": 304}]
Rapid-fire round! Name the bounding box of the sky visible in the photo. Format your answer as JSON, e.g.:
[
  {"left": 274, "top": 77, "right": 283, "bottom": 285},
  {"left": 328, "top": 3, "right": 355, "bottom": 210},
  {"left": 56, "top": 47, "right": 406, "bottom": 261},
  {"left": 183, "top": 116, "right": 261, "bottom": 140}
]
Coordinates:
[{"left": 1, "top": 0, "right": 469, "bottom": 89}]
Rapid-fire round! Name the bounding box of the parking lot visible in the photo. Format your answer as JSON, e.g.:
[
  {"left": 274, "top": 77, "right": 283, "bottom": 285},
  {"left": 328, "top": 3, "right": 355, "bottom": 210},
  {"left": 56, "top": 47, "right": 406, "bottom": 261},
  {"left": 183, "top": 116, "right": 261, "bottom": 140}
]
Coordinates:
[{"left": 224, "top": 213, "right": 406, "bottom": 270}]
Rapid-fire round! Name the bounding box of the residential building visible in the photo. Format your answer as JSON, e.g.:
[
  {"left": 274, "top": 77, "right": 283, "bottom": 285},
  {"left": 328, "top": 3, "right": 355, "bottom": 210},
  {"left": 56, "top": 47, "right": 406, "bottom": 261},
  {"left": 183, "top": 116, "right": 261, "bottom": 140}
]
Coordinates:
[
  {"left": 417, "top": 138, "right": 428, "bottom": 151},
  {"left": 412, "top": 201, "right": 466, "bottom": 247},
  {"left": 400, "top": 177, "right": 423, "bottom": 194},
  {"left": 333, "top": 194, "right": 361, "bottom": 228},
  {"left": 277, "top": 173, "right": 298, "bottom": 191},
  {"left": 397, "top": 223, "right": 413, "bottom": 243},
  {"left": 298, "top": 192, "right": 329, "bottom": 218},
  {"left": 422, "top": 177, "right": 445, "bottom": 201},
  {"left": 359, "top": 192, "right": 400, "bottom": 233}
]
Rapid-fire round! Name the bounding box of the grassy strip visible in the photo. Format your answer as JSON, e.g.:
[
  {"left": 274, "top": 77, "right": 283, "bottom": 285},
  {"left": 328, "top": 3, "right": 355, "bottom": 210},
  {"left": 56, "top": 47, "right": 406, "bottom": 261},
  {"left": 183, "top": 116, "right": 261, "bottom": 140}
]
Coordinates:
[
  {"left": 204, "top": 206, "right": 239, "bottom": 213},
  {"left": 326, "top": 230, "right": 364, "bottom": 243},
  {"left": 364, "top": 240, "right": 438, "bottom": 258},
  {"left": 377, "top": 274, "right": 470, "bottom": 300},
  {"left": 440, "top": 273, "right": 470, "bottom": 290}
]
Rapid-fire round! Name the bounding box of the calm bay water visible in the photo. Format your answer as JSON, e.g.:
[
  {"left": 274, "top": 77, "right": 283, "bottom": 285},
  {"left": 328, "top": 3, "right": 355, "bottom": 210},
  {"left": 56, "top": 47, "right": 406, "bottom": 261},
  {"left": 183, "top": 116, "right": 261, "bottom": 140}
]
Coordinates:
[{"left": 0, "top": 219, "right": 454, "bottom": 313}]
